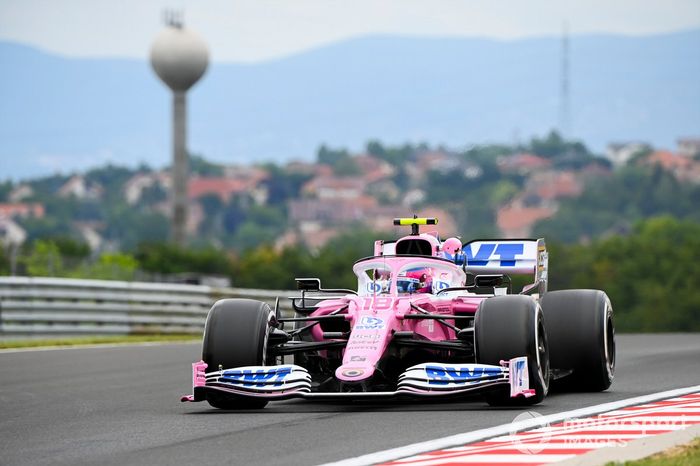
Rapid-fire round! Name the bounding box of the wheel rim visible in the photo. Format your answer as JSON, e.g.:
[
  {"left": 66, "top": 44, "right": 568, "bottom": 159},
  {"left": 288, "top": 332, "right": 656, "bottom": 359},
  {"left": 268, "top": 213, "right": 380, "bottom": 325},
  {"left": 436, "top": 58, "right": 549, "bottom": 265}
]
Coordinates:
[
  {"left": 605, "top": 308, "right": 616, "bottom": 378},
  {"left": 535, "top": 313, "right": 550, "bottom": 390}
]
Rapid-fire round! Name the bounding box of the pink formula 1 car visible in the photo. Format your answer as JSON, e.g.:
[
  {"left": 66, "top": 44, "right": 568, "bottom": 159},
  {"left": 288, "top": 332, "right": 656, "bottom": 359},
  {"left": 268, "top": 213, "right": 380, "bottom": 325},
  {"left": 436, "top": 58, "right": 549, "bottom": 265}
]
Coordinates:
[{"left": 182, "top": 217, "right": 615, "bottom": 409}]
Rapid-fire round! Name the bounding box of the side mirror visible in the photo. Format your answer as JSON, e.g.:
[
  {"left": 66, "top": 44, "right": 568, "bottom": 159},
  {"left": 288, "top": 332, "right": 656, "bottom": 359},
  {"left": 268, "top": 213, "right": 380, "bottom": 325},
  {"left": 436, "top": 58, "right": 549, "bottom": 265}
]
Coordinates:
[
  {"left": 474, "top": 274, "right": 506, "bottom": 288},
  {"left": 295, "top": 278, "right": 321, "bottom": 291}
]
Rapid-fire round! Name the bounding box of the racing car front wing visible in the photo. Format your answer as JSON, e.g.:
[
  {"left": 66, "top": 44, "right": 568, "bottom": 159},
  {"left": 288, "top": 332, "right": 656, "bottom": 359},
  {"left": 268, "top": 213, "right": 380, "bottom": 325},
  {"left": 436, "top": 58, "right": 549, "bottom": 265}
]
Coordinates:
[{"left": 181, "top": 357, "right": 534, "bottom": 403}]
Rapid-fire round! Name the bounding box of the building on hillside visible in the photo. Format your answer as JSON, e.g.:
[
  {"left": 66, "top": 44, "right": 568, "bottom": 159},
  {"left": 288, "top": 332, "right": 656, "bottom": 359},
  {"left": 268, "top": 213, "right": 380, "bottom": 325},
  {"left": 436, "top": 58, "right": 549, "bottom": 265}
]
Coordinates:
[
  {"left": 402, "top": 189, "right": 426, "bottom": 207},
  {"left": 497, "top": 204, "right": 556, "bottom": 238},
  {"left": 73, "top": 221, "right": 104, "bottom": 251},
  {"left": 498, "top": 153, "right": 551, "bottom": 175},
  {"left": 677, "top": 138, "right": 700, "bottom": 158},
  {"left": 640, "top": 150, "right": 700, "bottom": 183},
  {"left": 288, "top": 196, "right": 377, "bottom": 225},
  {"left": 525, "top": 171, "right": 583, "bottom": 205},
  {"left": 0, "top": 202, "right": 45, "bottom": 219},
  {"left": 188, "top": 175, "right": 268, "bottom": 205},
  {"left": 605, "top": 142, "right": 652, "bottom": 166},
  {"left": 287, "top": 193, "right": 457, "bottom": 249},
  {"left": 495, "top": 169, "right": 583, "bottom": 236},
  {"left": 221, "top": 165, "right": 269, "bottom": 184},
  {"left": 301, "top": 176, "right": 365, "bottom": 200},
  {"left": 0, "top": 215, "right": 27, "bottom": 247},
  {"left": 417, "top": 150, "right": 460, "bottom": 173},
  {"left": 123, "top": 171, "right": 171, "bottom": 205},
  {"left": 354, "top": 154, "right": 396, "bottom": 183},
  {"left": 8, "top": 184, "right": 34, "bottom": 202},
  {"left": 57, "top": 175, "right": 103, "bottom": 200}
]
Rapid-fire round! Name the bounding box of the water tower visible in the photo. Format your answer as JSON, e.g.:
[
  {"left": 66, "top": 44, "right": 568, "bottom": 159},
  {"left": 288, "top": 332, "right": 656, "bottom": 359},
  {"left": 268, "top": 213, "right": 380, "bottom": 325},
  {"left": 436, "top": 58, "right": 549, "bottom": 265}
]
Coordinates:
[{"left": 150, "top": 11, "right": 209, "bottom": 245}]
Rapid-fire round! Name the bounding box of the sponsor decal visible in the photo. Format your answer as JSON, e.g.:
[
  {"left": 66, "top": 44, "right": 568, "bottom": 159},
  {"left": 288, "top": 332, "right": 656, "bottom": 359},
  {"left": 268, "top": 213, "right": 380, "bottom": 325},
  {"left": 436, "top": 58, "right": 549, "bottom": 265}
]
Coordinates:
[
  {"left": 355, "top": 316, "right": 385, "bottom": 330},
  {"left": 466, "top": 242, "right": 524, "bottom": 267},
  {"left": 346, "top": 344, "right": 379, "bottom": 351},
  {"left": 366, "top": 282, "right": 382, "bottom": 293},
  {"left": 221, "top": 367, "right": 292, "bottom": 387},
  {"left": 432, "top": 280, "right": 450, "bottom": 292},
  {"left": 350, "top": 333, "right": 381, "bottom": 340},
  {"left": 359, "top": 297, "right": 404, "bottom": 310},
  {"left": 509, "top": 356, "right": 530, "bottom": 397},
  {"left": 424, "top": 364, "right": 502, "bottom": 385},
  {"left": 341, "top": 368, "right": 365, "bottom": 378}
]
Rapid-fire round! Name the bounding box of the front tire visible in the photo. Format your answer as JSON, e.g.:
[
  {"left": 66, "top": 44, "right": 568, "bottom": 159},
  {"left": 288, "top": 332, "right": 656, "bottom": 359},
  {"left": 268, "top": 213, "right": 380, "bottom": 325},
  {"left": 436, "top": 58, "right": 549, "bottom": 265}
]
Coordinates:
[
  {"left": 541, "top": 290, "right": 615, "bottom": 392},
  {"left": 475, "top": 296, "right": 550, "bottom": 406},
  {"left": 202, "top": 299, "right": 273, "bottom": 409}
]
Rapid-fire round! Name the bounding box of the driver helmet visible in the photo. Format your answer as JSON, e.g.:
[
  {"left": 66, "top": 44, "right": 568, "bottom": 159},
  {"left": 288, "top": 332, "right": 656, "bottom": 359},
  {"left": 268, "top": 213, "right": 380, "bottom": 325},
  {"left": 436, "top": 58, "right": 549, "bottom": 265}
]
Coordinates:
[
  {"left": 402, "top": 269, "right": 433, "bottom": 294},
  {"left": 442, "top": 237, "right": 462, "bottom": 257},
  {"left": 396, "top": 273, "right": 421, "bottom": 294}
]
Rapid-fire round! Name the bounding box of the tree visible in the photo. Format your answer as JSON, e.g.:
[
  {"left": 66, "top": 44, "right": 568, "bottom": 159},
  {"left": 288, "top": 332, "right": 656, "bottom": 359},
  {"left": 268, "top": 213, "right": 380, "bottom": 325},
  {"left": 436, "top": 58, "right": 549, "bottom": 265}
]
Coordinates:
[
  {"left": 317, "top": 144, "right": 350, "bottom": 166},
  {"left": 547, "top": 217, "right": 700, "bottom": 332},
  {"left": 533, "top": 166, "right": 700, "bottom": 243},
  {"left": 23, "top": 240, "right": 64, "bottom": 276},
  {"left": 189, "top": 154, "right": 224, "bottom": 176}
]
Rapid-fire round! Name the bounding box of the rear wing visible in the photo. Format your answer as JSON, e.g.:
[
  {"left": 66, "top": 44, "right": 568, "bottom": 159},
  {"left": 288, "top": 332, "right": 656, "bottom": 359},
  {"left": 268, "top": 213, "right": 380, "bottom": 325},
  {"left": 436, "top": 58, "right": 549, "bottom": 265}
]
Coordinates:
[{"left": 462, "top": 238, "right": 548, "bottom": 293}]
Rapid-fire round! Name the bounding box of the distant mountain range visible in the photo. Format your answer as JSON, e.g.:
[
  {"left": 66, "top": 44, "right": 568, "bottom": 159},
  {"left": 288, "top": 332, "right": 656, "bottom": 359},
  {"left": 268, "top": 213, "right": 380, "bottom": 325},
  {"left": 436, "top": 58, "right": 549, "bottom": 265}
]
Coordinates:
[{"left": 1, "top": 29, "right": 699, "bottom": 180}]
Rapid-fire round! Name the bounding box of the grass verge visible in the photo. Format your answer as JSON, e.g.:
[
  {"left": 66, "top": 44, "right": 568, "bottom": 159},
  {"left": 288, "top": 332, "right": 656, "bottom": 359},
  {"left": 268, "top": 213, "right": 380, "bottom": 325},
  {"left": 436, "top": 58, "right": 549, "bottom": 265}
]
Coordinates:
[
  {"left": 608, "top": 437, "right": 700, "bottom": 466},
  {"left": 0, "top": 334, "right": 201, "bottom": 349}
]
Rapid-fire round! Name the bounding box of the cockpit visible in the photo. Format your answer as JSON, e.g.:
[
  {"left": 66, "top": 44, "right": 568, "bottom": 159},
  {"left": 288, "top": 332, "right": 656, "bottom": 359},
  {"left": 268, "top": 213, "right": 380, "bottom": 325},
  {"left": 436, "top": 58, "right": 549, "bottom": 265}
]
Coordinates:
[{"left": 354, "top": 257, "right": 466, "bottom": 297}]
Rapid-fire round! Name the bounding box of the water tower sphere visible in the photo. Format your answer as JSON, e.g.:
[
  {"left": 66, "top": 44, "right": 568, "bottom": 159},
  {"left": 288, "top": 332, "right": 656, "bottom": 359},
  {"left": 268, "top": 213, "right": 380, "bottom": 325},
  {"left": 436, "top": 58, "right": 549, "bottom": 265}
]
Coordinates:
[{"left": 150, "top": 27, "right": 209, "bottom": 92}]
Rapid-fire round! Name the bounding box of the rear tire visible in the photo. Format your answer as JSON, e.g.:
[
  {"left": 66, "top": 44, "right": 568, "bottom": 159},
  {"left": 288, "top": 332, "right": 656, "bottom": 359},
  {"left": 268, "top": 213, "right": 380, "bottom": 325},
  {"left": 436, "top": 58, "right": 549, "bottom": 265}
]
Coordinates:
[
  {"left": 475, "top": 296, "right": 550, "bottom": 406},
  {"left": 202, "top": 299, "right": 273, "bottom": 409},
  {"left": 541, "top": 290, "right": 615, "bottom": 392}
]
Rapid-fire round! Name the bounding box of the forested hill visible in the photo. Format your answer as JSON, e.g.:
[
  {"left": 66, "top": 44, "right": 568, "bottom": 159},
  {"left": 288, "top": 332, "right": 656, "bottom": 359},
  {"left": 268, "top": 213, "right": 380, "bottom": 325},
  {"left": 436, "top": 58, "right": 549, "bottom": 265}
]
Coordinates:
[{"left": 2, "top": 29, "right": 700, "bottom": 179}]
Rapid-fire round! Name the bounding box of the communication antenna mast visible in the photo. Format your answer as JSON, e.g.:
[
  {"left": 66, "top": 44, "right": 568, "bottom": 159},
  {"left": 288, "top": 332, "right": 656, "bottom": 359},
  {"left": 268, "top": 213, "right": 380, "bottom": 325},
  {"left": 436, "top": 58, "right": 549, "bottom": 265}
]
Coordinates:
[{"left": 559, "top": 22, "right": 571, "bottom": 138}]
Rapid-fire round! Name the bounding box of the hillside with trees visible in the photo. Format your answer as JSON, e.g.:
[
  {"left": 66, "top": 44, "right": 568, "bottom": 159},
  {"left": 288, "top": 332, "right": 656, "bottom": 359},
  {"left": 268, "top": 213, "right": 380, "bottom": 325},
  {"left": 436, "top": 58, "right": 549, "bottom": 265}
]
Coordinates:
[{"left": 2, "top": 132, "right": 700, "bottom": 331}]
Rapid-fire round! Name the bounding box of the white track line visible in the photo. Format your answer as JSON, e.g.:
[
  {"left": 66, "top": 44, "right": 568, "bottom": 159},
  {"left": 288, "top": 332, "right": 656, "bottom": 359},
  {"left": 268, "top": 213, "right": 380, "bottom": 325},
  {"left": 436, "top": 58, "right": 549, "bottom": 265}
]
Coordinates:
[
  {"left": 0, "top": 340, "right": 199, "bottom": 354},
  {"left": 318, "top": 384, "right": 700, "bottom": 466}
]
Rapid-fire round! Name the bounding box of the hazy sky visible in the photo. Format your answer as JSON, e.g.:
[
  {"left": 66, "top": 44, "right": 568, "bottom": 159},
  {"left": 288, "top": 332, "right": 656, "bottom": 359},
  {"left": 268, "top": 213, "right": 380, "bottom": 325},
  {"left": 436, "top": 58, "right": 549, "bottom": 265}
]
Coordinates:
[{"left": 1, "top": 0, "right": 699, "bottom": 62}]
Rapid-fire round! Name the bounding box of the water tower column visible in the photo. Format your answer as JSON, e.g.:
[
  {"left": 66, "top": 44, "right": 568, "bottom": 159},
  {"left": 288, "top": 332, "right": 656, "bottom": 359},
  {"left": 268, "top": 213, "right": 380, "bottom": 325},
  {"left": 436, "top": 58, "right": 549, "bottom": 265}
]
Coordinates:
[{"left": 172, "top": 90, "right": 188, "bottom": 245}]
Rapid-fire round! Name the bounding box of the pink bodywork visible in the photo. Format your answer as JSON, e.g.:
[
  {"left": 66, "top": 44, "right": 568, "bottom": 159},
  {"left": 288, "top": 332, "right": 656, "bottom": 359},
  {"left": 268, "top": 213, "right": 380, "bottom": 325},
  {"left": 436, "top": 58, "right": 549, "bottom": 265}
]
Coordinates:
[
  {"left": 180, "top": 360, "right": 207, "bottom": 402},
  {"left": 304, "top": 256, "right": 487, "bottom": 384}
]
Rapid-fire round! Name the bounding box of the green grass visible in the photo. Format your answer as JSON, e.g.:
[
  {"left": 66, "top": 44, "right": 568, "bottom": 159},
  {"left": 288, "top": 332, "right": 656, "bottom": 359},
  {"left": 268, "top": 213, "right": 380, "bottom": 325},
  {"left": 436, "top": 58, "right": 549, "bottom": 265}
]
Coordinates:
[
  {"left": 607, "top": 437, "right": 700, "bottom": 466},
  {"left": 0, "top": 334, "right": 201, "bottom": 349}
]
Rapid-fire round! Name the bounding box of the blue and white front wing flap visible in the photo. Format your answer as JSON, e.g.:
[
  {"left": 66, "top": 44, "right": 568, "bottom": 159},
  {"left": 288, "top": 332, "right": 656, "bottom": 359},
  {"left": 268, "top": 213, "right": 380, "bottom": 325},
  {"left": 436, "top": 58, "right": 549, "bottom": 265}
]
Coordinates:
[
  {"left": 397, "top": 363, "right": 509, "bottom": 394},
  {"left": 204, "top": 365, "right": 312, "bottom": 398},
  {"left": 396, "top": 357, "right": 534, "bottom": 398}
]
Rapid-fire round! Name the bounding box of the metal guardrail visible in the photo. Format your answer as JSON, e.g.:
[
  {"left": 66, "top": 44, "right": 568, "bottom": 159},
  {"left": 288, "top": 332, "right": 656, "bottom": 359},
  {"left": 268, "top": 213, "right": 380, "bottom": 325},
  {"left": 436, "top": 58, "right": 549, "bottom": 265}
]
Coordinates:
[{"left": 0, "top": 276, "right": 296, "bottom": 335}]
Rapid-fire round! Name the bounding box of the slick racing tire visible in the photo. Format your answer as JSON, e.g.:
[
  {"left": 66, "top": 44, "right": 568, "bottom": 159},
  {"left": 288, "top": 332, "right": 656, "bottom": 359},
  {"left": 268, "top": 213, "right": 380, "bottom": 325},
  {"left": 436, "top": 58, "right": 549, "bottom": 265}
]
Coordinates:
[
  {"left": 541, "top": 289, "right": 615, "bottom": 392},
  {"left": 475, "top": 296, "right": 550, "bottom": 406},
  {"left": 202, "top": 299, "right": 273, "bottom": 409}
]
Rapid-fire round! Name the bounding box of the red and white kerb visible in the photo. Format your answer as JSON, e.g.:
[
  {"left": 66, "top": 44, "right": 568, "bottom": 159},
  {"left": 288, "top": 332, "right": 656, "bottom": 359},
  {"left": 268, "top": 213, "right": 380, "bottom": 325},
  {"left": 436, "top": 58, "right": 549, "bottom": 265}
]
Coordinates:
[{"left": 381, "top": 393, "right": 700, "bottom": 466}]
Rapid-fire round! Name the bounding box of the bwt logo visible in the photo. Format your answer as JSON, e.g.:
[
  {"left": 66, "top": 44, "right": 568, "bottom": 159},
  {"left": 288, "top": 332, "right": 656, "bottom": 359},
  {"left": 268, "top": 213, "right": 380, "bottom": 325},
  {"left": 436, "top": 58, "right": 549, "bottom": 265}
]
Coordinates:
[
  {"left": 425, "top": 366, "right": 499, "bottom": 385},
  {"left": 221, "top": 367, "right": 292, "bottom": 387},
  {"left": 466, "top": 243, "right": 524, "bottom": 267},
  {"left": 356, "top": 316, "right": 385, "bottom": 330}
]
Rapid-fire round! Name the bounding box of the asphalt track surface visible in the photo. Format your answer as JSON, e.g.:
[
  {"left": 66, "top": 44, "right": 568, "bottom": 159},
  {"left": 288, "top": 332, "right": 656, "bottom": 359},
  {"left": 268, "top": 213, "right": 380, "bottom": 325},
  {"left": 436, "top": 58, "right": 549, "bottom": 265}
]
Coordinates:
[{"left": 1, "top": 334, "right": 698, "bottom": 466}]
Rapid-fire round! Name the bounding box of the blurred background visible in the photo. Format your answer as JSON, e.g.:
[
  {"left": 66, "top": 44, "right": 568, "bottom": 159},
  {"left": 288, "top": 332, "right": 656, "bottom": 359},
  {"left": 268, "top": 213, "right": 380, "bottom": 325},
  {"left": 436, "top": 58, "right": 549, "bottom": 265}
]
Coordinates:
[{"left": 1, "top": 0, "right": 699, "bottom": 332}]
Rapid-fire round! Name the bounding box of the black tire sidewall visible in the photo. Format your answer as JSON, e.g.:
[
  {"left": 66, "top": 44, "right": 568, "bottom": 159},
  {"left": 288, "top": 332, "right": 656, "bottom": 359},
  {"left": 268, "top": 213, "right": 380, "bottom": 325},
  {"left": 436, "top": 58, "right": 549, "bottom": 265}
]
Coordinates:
[
  {"left": 541, "top": 289, "right": 615, "bottom": 391},
  {"left": 475, "top": 295, "right": 550, "bottom": 405}
]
